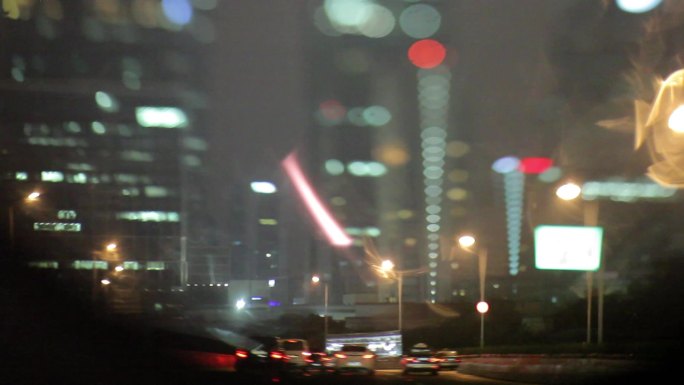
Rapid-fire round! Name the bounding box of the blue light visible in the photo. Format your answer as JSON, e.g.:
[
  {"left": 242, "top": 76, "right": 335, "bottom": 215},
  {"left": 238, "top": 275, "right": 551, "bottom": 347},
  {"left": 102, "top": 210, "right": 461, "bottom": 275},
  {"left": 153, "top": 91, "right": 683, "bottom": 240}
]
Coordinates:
[
  {"left": 492, "top": 156, "right": 520, "bottom": 174},
  {"left": 162, "top": 0, "right": 193, "bottom": 26}
]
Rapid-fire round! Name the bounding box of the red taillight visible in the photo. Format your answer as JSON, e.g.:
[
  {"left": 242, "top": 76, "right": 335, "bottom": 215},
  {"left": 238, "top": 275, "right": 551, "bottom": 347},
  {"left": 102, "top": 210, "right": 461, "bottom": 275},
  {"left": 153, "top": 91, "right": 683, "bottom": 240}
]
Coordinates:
[
  {"left": 236, "top": 349, "right": 249, "bottom": 359},
  {"left": 270, "top": 351, "right": 284, "bottom": 360},
  {"left": 334, "top": 353, "right": 347, "bottom": 359},
  {"left": 429, "top": 357, "right": 440, "bottom": 363},
  {"left": 302, "top": 351, "right": 312, "bottom": 357},
  {"left": 173, "top": 350, "right": 237, "bottom": 370}
]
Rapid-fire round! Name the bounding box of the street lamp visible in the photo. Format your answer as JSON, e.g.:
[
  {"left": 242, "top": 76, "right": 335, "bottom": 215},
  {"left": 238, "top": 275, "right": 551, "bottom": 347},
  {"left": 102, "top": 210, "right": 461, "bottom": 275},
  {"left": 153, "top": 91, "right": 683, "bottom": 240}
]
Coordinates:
[
  {"left": 555, "top": 182, "right": 604, "bottom": 344},
  {"left": 93, "top": 241, "right": 118, "bottom": 302},
  {"left": 7, "top": 191, "right": 41, "bottom": 256},
  {"left": 458, "top": 234, "right": 488, "bottom": 350},
  {"left": 380, "top": 259, "right": 403, "bottom": 334},
  {"left": 312, "top": 274, "right": 329, "bottom": 347}
]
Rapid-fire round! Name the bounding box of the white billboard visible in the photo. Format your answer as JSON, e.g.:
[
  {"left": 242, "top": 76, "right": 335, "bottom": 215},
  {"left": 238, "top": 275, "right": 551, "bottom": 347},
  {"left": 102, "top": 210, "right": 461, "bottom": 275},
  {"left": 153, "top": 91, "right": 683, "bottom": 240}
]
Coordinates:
[{"left": 534, "top": 225, "right": 603, "bottom": 271}]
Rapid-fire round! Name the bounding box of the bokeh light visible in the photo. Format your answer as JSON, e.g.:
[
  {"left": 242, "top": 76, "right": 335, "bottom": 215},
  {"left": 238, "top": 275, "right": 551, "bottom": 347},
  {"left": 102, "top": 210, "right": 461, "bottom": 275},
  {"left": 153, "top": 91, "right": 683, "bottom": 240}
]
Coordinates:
[
  {"left": 408, "top": 39, "right": 446, "bottom": 69},
  {"left": 492, "top": 156, "right": 520, "bottom": 174},
  {"left": 373, "top": 143, "right": 410, "bottom": 166},
  {"left": 322, "top": 0, "right": 395, "bottom": 38},
  {"left": 668, "top": 105, "right": 684, "bottom": 132},
  {"left": 538, "top": 166, "right": 562, "bottom": 183},
  {"left": 519, "top": 157, "right": 553, "bottom": 174},
  {"left": 446, "top": 141, "right": 470, "bottom": 158},
  {"left": 399, "top": 3, "right": 441, "bottom": 38},
  {"left": 162, "top": 0, "right": 193, "bottom": 26},
  {"left": 317, "top": 99, "right": 347, "bottom": 125},
  {"left": 615, "top": 0, "right": 662, "bottom": 13},
  {"left": 325, "top": 159, "right": 345, "bottom": 175}
]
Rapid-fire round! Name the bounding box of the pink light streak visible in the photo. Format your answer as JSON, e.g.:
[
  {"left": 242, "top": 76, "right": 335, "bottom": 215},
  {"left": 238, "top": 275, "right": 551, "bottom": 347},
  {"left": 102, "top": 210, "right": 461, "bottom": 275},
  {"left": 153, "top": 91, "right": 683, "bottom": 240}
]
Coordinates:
[{"left": 282, "top": 152, "right": 352, "bottom": 247}]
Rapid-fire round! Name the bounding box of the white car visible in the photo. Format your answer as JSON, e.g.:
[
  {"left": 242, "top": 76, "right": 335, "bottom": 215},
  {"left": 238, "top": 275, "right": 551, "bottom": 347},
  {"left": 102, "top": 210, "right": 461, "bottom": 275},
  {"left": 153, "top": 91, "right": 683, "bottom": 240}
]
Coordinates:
[
  {"left": 332, "top": 344, "right": 376, "bottom": 375},
  {"left": 277, "top": 338, "right": 311, "bottom": 367}
]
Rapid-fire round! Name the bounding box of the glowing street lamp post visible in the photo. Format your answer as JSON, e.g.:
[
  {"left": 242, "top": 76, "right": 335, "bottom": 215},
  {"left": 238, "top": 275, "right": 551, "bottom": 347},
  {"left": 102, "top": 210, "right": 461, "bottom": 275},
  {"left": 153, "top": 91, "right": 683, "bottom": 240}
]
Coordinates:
[
  {"left": 7, "top": 191, "right": 41, "bottom": 256},
  {"left": 312, "top": 275, "right": 329, "bottom": 346},
  {"left": 380, "top": 259, "right": 403, "bottom": 334},
  {"left": 458, "top": 235, "right": 488, "bottom": 350},
  {"left": 93, "top": 242, "right": 117, "bottom": 302},
  {"left": 556, "top": 182, "right": 603, "bottom": 344}
]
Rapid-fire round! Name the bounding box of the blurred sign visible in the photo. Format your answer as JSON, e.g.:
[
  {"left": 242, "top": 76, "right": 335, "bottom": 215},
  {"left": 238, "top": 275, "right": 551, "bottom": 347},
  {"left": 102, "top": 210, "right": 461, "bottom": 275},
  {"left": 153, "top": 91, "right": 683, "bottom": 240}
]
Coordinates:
[
  {"left": 33, "top": 222, "right": 81, "bottom": 232},
  {"left": 326, "top": 331, "right": 402, "bottom": 357},
  {"left": 582, "top": 180, "right": 676, "bottom": 201},
  {"left": 534, "top": 225, "right": 603, "bottom": 271}
]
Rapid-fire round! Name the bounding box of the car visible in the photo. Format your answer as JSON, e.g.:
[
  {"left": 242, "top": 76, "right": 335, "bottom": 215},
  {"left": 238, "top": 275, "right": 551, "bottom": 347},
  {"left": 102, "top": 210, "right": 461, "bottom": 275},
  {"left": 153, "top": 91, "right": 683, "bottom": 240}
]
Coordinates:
[
  {"left": 401, "top": 343, "right": 440, "bottom": 375},
  {"left": 304, "top": 351, "right": 334, "bottom": 375},
  {"left": 234, "top": 335, "right": 290, "bottom": 378},
  {"left": 435, "top": 349, "right": 461, "bottom": 370},
  {"left": 277, "top": 338, "right": 311, "bottom": 368},
  {"left": 151, "top": 329, "right": 239, "bottom": 373},
  {"left": 332, "top": 344, "right": 376, "bottom": 375}
]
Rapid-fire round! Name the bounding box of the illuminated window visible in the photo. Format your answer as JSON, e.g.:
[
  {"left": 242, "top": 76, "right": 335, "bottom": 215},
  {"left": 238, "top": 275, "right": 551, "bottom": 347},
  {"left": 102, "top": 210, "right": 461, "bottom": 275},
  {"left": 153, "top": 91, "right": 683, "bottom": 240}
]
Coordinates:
[
  {"left": 66, "top": 163, "right": 94, "bottom": 171},
  {"left": 123, "top": 261, "right": 141, "bottom": 270},
  {"left": 183, "top": 155, "right": 201, "bottom": 166},
  {"left": 72, "top": 260, "right": 108, "bottom": 270},
  {"left": 146, "top": 261, "right": 166, "bottom": 270},
  {"left": 121, "top": 150, "right": 154, "bottom": 162},
  {"left": 115, "top": 174, "right": 139, "bottom": 184},
  {"left": 28, "top": 261, "right": 59, "bottom": 269},
  {"left": 259, "top": 218, "right": 278, "bottom": 225},
  {"left": 95, "top": 91, "right": 119, "bottom": 113},
  {"left": 136, "top": 106, "right": 188, "bottom": 128},
  {"left": 145, "top": 186, "right": 170, "bottom": 197},
  {"left": 41, "top": 171, "right": 64, "bottom": 182},
  {"left": 57, "top": 210, "right": 77, "bottom": 220},
  {"left": 183, "top": 137, "right": 208, "bottom": 151},
  {"left": 116, "top": 211, "right": 180, "bottom": 222}
]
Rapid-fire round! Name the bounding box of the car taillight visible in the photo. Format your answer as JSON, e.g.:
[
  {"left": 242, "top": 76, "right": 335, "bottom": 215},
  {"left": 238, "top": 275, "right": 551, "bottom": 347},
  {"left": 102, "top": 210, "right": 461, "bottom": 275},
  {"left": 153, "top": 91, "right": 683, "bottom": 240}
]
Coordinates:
[
  {"left": 429, "top": 357, "right": 440, "bottom": 363},
  {"left": 302, "top": 351, "right": 312, "bottom": 357},
  {"left": 270, "top": 351, "right": 284, "bottom": 360},
  {"left": 362, "top": 354, "right": 374, "bottom": 359},
  {"left": 236, "top": 349, "right": 249, "bottom": 359},
  {"left": 334, "top": 353, "right": 347, "bottom": 359}
]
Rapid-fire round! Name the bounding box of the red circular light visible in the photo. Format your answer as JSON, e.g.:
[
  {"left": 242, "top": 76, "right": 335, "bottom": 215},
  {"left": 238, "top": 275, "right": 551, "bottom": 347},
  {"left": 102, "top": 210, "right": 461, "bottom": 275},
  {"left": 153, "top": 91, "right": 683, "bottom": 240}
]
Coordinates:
[{"left": 408, "top": 39, "right": 447, "bottom": 69}]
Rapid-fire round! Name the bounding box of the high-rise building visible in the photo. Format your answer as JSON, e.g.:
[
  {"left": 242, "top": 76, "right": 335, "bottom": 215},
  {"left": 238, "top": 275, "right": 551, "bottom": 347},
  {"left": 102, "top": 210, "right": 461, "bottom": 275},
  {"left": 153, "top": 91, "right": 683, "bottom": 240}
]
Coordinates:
[{"left": 0, "top": 0, "right": 219, "bottom": 310}]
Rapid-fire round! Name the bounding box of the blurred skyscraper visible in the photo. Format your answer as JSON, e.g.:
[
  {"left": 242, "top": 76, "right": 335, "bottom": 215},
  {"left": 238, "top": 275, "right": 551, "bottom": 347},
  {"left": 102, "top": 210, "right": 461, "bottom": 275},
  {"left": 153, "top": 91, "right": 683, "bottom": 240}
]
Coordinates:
[{"left": 0, "top": 0, "right": 221, "bottom": 310}]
